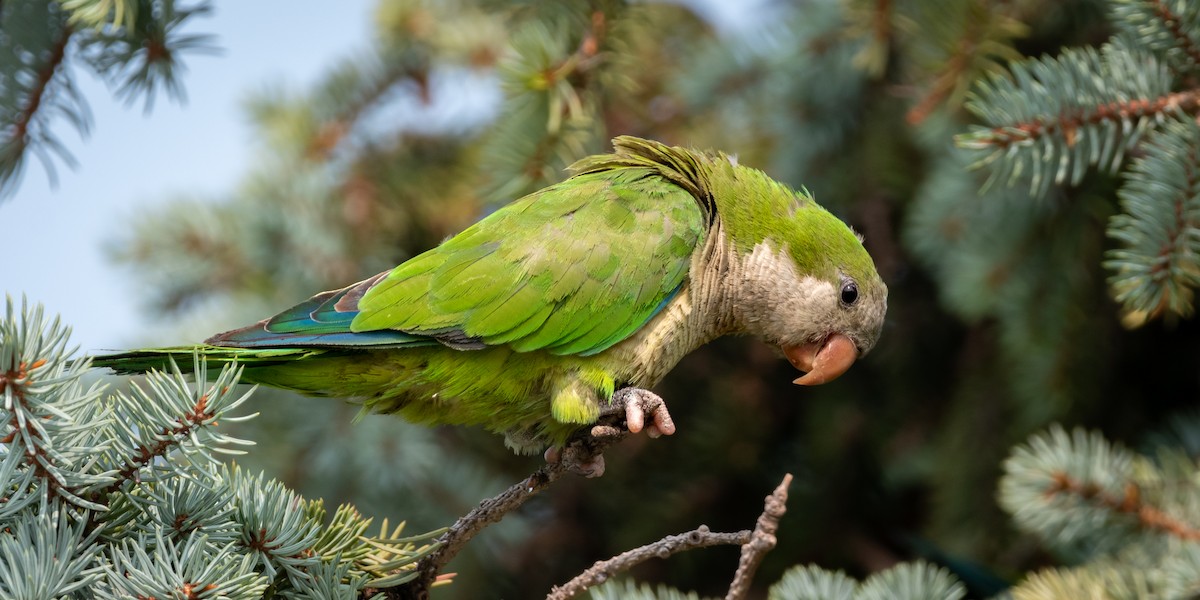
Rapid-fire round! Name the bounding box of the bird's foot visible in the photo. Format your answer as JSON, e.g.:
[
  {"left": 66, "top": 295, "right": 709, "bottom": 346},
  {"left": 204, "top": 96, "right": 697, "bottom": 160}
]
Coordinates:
[
  {"left": 545, "top": 445, "right": 604, "bottom": 478},
  {"left": 605, "top": 387, "right": 676, "bottom": 439},
  {"left": 544, "top": 424, "right": 623, "bottom": 478},
  {"left": 543, "top": 388, "right": 674, "bottom": 478}
]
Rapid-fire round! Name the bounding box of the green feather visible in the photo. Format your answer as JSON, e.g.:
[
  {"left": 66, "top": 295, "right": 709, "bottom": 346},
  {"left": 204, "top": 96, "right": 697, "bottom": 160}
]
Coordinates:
[{"left": 353, "top": 168, "right": 706, "bottom": 356}]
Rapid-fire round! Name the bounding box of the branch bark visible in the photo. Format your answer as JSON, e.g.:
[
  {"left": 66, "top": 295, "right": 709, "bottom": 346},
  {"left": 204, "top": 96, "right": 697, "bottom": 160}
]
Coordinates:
[
  {"left": 547, "top": 526, "right": 751, "bottom": 600},
  {"left": 389, "top": 421, "right": 629, "bottom": 599},
  {"left": 726, "top": 473, "right": 793, "bottom": 600}
]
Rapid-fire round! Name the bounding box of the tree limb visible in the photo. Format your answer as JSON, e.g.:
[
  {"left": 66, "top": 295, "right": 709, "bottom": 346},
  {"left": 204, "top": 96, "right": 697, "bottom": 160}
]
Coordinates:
[
  {"left": 389, "top": 421, "right": 629, "bottom": 599},
  {"left": 726, "top": 473, "right": 793, "bottom": 600},
  {"left": 546, "top": 525, "right": 751, "bottom": 600}
]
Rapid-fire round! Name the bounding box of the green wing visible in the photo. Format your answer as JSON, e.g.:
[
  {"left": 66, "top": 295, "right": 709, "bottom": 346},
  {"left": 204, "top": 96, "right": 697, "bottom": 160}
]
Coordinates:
[{"left": 352, "top": 167, "right": 706, "bottom": 356}]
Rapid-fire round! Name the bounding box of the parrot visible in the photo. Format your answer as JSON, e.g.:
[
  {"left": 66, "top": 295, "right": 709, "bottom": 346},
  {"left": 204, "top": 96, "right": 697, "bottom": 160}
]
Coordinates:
[{"left": 93, "top": 136, "right": 887, "bottom": 471}]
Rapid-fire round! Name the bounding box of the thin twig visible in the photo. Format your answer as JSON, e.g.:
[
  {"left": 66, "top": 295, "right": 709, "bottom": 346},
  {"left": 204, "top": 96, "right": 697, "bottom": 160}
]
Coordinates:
[
  {"left": 726, "top": 473, "right": 793, "bottom": 600},
  {"left": 547, "top": 526, "right": 752, "bottom": 599},
  {"left": 390, "top": 422, "right": 629, "bottom": 599}
]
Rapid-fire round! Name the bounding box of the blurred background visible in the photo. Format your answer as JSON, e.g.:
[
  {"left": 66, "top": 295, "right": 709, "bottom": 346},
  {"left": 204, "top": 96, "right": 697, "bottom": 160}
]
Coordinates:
[{"left": 4, "top": 0, "right": 1200, "bottom": 597}]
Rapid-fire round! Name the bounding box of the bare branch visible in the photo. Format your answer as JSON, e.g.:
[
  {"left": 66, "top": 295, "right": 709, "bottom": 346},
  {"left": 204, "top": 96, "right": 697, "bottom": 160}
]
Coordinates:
[
  {"left": 389, "top": 421, "right": 629, "bottom": 599},
  {"left": 547, "top": 526, "right": 752, "bottom": 600},
  {"left": 726, "top": 473, "right": 794, "bottom": 600}
]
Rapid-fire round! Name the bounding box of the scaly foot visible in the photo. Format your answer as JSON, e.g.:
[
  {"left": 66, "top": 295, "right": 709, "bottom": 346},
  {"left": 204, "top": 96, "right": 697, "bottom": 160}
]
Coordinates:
[
  {"left": 544, "top": 388, "right": 675, "bottom": 478},
  {"left": 607, "top": 387, "right": 676, "bottom": 439},
  {"left": 544, "top": 445, "right": 606, "bottom": 478}
]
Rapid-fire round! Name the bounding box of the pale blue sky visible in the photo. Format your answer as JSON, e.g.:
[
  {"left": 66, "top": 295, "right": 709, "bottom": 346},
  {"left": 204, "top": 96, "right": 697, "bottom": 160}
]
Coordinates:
[{"left": 4, "top": 2, "right": 376, "bottom": 350}]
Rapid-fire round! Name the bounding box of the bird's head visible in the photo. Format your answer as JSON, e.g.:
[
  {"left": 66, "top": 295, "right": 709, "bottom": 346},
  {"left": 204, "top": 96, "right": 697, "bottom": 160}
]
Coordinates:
[{"left": 713, "top": 164, "right": 887, "bottom": 386}]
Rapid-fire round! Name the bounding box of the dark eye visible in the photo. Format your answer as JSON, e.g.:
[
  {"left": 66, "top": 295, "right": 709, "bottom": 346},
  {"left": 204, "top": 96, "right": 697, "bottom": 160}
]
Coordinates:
[{"left": 840, "top": 281, "right": 859, "bottom": 306}]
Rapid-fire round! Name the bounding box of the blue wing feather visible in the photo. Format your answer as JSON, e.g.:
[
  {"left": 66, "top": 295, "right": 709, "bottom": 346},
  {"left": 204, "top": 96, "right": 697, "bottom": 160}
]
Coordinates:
[{"left": 207, "top": 273, "right": 437, "bottom": 349}]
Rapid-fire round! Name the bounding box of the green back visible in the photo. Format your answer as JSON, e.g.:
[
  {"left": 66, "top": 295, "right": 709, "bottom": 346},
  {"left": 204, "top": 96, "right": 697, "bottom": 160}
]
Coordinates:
[{"left": 352, "top": 166, "right": 707, "bottom": 356}]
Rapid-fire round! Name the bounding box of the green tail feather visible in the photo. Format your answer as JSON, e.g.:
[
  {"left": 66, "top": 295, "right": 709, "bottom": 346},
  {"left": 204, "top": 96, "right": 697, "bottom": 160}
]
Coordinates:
[
  {"left": 90, "top": 345, "right": 400, "bottom": 399},
  {"left": 90, "top": 346, "right": 333, "bottom": 375}
]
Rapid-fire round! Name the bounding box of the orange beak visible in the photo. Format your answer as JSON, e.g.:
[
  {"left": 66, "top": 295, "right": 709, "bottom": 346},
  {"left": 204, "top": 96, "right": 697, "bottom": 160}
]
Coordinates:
[{"left": 782, "top": 333, "right": 858, "bottom": 385}]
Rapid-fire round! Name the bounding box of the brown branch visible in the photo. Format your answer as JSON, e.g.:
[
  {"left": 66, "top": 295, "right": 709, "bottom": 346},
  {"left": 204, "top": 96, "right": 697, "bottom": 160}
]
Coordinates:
[
  {"left": 1150, "top": 0, "right": 1200, "bottom": 70},
  {"left": 305, "top": 63, "right": 424, "bottom": 161},
  {"left": 872, "top": 0, "right": 892, "bottom": 55},
  {"left": 1152, "top": 138, "right": 1200, "bottom": 274},
  {"left": 90, "top": 393, "right": 217, "bottom": 501},
  {"left": 1046, "top": 471, "right": 1200, "bottom": 541},
  {"left": 546, "top": 525, "right": 751, "bottom": 600},
  {"left": 974, "top": 89, "right": 1200, "bottom": 149},
  {"left": 907, "top": 1, "right": 985, "bottom": 126},
  {"left": 389, "top": 423, "right": 629, "bottom": 600},
  {"left": 726, "top": 473, "right": 793, "bottom": 600},
  {"left": 9, "top": 25, "right": 72, "bottom": 145}
]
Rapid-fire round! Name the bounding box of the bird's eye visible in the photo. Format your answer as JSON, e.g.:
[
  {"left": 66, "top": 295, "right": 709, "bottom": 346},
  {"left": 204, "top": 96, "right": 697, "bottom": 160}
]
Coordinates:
[{"left": 840, "top": 281, "right": 859, "bottom": 306}]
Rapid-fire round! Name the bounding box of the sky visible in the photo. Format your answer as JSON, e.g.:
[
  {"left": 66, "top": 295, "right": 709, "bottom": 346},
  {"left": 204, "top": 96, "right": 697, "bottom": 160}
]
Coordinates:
[
  {"left": 4, "top": 2, "right": 375, "bottom": 350},
  {"left": 3, "top": 0, "right": 763, "bottom": 353}
]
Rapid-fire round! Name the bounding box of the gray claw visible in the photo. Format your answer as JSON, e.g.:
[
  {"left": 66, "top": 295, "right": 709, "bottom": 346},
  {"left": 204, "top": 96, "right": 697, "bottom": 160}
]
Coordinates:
[{"left": 611, "top": 387, "right": 676, "bottom": 437}]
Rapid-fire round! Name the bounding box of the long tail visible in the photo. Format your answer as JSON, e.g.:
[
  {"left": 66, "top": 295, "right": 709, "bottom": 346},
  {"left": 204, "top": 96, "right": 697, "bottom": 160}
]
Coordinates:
[
  {"left": 89, "top": 346, "right": 331, "bottom": 375},
  {"left": 89, "top": 346, "right": 396, "bottom": 398}
]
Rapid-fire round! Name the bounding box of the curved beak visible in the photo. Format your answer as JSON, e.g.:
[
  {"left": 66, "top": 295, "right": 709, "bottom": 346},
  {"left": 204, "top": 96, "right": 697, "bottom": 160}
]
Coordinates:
[{"left": 782, "top": 333, "right": 858, "bottom": 386}]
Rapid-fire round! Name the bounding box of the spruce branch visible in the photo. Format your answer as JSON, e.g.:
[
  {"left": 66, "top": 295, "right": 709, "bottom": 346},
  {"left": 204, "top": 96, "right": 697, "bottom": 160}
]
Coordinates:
[
  {"left": 968, "top": 88, "right": 1200, "bottom": 151},
  {"left": 1043, "top": 472, "right": 1200, "bottom": 541},
  {"left": 8, "top": 25, "right": 73, "bottom": 165},
  {"left": 547, "top": 526, "right": 752, "bottom": 599},
  {"left": 481, "top": 6, "right": 614, "bottom": 203},
  {"left": 906, "top": 30, "right": 973, "bottom": 126},
  {"left": 727, "top": 473, "right": 792, "bottom": 600},
  {"left": 1000, "top": 426, "right": 1200, "bottom": 560},
  {"left": 1111, "top": 0, "right": 1200, "bottom": 76},
  {"left": 855, "top": 562, "right": 968, "bottom": 600},
  {"left": 1, "top": 298, "right": 109, "bottom": 512},
  {"left": 0, "top": 510, "right": 102, "bottom": 597},
  {"left": 1, "top": 302, "right": 440, "bottom": 595},
  {"left": 79, "top": 0, "right": 219, "bottom": 111},
  {"left": 102, "top": 532, "right": 268, "bottom": 599},
  {"left": 956, "top": 39, "right": 1185, "bottom": 196},
  {"left": 89, "top": 356, "right": 256, "bottom": 504},
  {"left": 842, "top": 0, "right": 894, "bottom": 76},
  {"left": 904, "top": 0, "right": 1026, "bottom": 126},
  {"left": 0, "top": 6, "right": 79, "bottom": 200},
  {"left": 767, "top": 565, "right": 858, "bottom": 600},
  {"left": 1, "top": 0, "right": 217, "bottom": 200},
  {"left": 1105, "top": 118, "right": 1200, "bottom": 326}
]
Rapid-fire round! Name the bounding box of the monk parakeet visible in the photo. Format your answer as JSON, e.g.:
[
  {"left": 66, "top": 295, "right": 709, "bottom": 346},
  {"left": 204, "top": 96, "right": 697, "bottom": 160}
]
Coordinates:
[{"left": 94, "top": 137, "right": 887, "bottom": 464}]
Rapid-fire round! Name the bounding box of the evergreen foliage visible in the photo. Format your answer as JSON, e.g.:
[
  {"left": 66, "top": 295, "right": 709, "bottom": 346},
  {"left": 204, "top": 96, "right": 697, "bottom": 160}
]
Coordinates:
[
  {"left": 7, "top": 0, "right": 1200, "bottom": 597},
  {"left": 956, "top": 0, "right": 1200, "bottom": 325},
  {"left": 997, "top": 426, "right": 1200, "bottom": 598},
  {"left": 0, "top": 298, "right": 439, "bottom": 595},
  {"left": 0, "top": 0, "right": 215, "bottom": 199}
]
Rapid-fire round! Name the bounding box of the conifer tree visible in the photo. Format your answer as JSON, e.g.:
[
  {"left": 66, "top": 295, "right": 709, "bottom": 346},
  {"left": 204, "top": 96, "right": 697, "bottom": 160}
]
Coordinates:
[
  {"left": 0, "top": 298, "right": 440, "bottom": 596},
  {"left": 6, "top": 0, "right": 1200, "bottom": 598}
]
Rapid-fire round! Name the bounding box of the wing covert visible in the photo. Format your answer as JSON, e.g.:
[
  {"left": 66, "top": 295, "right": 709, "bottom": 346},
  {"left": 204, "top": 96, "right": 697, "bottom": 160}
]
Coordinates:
[{"left": 352, "top": 169, "right": 706, "bottom": 356}]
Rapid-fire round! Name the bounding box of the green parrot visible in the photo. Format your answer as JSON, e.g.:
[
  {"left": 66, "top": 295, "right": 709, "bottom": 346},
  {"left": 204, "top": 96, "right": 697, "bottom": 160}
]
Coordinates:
[{"left": 93, "top": 136, "right": 887, "bottom": 470}]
